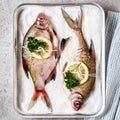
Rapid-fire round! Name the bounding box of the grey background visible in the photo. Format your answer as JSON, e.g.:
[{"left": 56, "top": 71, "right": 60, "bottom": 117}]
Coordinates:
[{"left": 0, "top": 0, "right": 120, "bottom": 120}]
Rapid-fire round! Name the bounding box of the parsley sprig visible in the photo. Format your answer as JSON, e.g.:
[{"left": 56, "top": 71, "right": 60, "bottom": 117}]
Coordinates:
[
  {"left": 64, "top": 71, "right": 80, "bottom": 89},
  {"left": 27, "top": 37, "right": 46, "bottom": 52}
]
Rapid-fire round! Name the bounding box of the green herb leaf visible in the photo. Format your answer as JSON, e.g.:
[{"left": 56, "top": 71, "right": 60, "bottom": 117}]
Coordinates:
[
  {"left": 27, "top": 37, "right": 46, "bottom": 52},
  {"left": 64, "top": 71, "right": 80, "bottom": 89}
]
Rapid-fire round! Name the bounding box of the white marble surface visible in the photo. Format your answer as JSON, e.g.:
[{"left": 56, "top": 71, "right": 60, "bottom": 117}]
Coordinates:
[{"left": 0, "top": 0, "right": 120, "bottom": 120}]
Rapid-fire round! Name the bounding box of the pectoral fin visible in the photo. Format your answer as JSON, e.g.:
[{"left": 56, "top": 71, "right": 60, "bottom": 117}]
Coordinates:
[
  {"left": 45, "top": 67, "right": 56, "bottom": 84},
  {"left": 62, "top": 62, "right": 68, "bottom": 72},
  {"left": 22, "top": 57, "right": 29, "bottom": 78},
  {"left": 51, "top": 67, "right": 56, "bottom": 81},
  {"left": 61, "top": 37, "right": 70, "bottom": 51}
]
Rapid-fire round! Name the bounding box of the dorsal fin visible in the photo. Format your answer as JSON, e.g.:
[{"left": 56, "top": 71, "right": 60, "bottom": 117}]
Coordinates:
[{"left": 89, "top": 40, "right": 96, "bottom": 61}]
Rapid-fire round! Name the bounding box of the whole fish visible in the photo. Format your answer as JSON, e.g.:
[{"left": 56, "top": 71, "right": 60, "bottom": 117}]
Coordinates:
[
  {"left": 61, "top": 8, "right": 96, "bottom": 111},
  {"left": 22, "top": 13, "right": 60, "bottom": 111}
]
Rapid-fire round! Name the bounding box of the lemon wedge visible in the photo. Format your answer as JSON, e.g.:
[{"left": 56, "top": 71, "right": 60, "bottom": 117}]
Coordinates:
[
  {"left": 31, "top": 36, "right": 53, "bottom": 59},
  {"left": 64, "top": 60, "right": 89, "bottom": 85}
]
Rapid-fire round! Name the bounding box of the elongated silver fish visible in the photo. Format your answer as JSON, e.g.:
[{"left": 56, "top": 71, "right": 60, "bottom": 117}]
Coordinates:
[
  {"left": 61, "top": 8, "right": 96, "bottom": 111},
  {"left": 22, "top": 13, "right": 60, "bottom": 111}
]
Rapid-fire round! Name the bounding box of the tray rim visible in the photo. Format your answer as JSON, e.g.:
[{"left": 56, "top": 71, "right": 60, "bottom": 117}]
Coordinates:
[{"left": 13, "top": 2, "right": 105, "bottom": 118}]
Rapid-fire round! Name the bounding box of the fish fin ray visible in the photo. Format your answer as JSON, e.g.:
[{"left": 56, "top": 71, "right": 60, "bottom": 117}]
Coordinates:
[
  {"left": 51, "top": 67, "right": 56, "bottom": 81},
  {"left": 28, "top": 90, "right": 39, "bottom": 110},
  {"left": 61, "top": 8, "right": 83, "bottom": 31},
  {"left": 41, "top": 90, "right": 52, "bottom": 111},
  {"left": 61, "top": 37, "right": 70, "bottom": 51},
  {"left": 89, "top": 40, "right": 96, "bottom": 61},
  {"left": 53, "top": 28, "right": 57, "bottom": 36},
  {"left": 45, "top": 67, "right": 56, "bottom": 84},
  {"left": 62, "top": 62, "right": 68, "bottom": 72},
  {"left": 51, "top": 73, "right": 56, "bottom": 81},
  {"left": 22, "top": 57, "right": 29, "bottom": 78},
  {"left": 61, "top": 8, "right": 76, "bottom": 29},
  {"left": 28, "top": 90, "right": 52, "bottom": 111},
  {"left": 77, "top": 7, "right": 83, "bottom": 28}
]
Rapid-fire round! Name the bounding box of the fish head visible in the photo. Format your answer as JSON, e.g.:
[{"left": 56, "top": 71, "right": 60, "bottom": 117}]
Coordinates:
[
  {"left": 70, "top": 92, "right": 83, "bottom": 111},
  {"left": 35, "top": 13, "right": 50, "bottom": 30}
]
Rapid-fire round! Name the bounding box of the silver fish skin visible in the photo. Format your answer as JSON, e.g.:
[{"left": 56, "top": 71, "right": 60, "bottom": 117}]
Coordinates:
[
  {"left": 22, "top": 13, "right": 60, "bottom": 111},
  {"left": 61, "top": 8, "right": 96, "bottom": 111}
]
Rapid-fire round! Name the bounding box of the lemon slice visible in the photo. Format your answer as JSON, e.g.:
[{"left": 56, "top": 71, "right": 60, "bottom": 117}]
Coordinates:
[
  {"left": 64, "top": 60, "right": 89, "bottom": 85},
  {"left": 31, "top": 36, "right": 53, "bottom": 59}
]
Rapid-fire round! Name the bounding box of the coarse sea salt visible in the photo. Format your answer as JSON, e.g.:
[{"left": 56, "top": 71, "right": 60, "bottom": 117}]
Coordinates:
[{"left": 16, "top": 4, "right": 104, "bottom": 115}]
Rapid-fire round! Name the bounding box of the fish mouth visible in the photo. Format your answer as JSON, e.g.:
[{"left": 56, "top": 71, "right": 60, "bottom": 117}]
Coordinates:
[{"left": 73, "top": 100, "right": 81, "bottom": 111}]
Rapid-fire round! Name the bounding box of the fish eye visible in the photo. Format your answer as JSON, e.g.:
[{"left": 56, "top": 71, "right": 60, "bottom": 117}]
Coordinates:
[{"left": 40, "top": 17, "right": 45, "bottom": 22}]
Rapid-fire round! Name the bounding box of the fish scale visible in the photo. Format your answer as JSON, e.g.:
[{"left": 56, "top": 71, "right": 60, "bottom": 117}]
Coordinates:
[
  {"left": 22, "top": 12, "right": 60, "bottom": 111},
  {"left": 61, "top": 8, "right": 96, "bottom": 111}
]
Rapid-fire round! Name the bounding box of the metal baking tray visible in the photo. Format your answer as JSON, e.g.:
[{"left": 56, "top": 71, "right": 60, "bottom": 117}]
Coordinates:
[{"left": 13, "top": 3, "right": 105, "bottom": 118}]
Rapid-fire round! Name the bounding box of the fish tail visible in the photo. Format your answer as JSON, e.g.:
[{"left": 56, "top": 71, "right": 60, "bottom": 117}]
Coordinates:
[
  {"left": 28, "top": 89, "right": 52, "bottom": 111},
  {"left": 77, "top": 7, "right": 83, "bottom": 28},
  {"left": 61, "top": 8, "right": 83, "bottom": 31},
  {"left": 28, "top": 90, "right": 40, "bottom": 110},
  {"left": 61, "top": 8, "right": 88, "bottom": 48}
]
